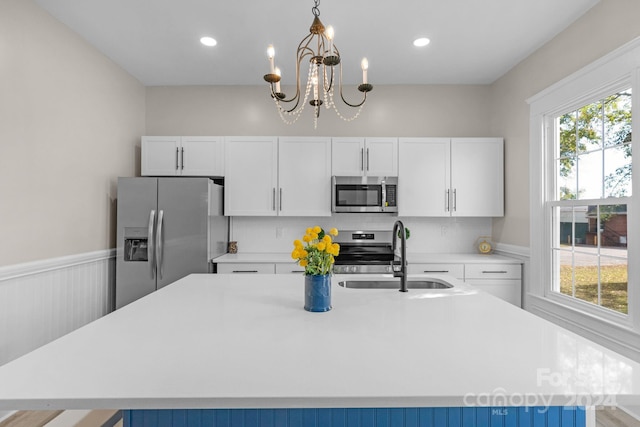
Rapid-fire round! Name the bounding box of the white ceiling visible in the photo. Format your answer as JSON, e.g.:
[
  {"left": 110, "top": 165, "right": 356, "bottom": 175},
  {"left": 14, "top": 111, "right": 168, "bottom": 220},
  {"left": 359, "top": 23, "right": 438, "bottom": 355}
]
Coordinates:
[{"left": 34, "top": 0, "right": 600, "bottom": 86}]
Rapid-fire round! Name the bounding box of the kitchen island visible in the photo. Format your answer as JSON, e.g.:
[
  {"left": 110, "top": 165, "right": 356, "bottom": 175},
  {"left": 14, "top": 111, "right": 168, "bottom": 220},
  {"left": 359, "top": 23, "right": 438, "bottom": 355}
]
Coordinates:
[{"left": 0, "top": 273, "right": 639, "bottom": 426}]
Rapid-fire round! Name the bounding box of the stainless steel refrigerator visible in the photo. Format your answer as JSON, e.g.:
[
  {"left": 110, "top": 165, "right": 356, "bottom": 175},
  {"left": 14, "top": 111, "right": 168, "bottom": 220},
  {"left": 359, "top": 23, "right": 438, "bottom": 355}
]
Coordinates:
[{"left": 116, "top": 177, "right": 228, "bottom": 309}]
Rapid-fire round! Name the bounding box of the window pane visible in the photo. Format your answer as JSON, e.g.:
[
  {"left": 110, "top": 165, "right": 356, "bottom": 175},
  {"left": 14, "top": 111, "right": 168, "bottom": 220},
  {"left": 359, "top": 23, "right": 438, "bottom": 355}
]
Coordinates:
[
  {"left": 603, "top": 89, "right": 632, "bottom": 149},
  {"left": 604, "top": 144, "right": 632, "bottom": 197},
  {"left": 573, "top": 254, "right": 599, "bottom": 306},
  {"left": 553, "top": 248, "right": 573, "bottom": 296},
  {"left": 577, "top": 150, "right": 603, "bottom": 199},
  {"left": 558, "top": 158, "right": 577, "bottom": 200},
  {"left": 600, "top": 256, "right": 628, "bottom": 314},
  {"left": 577, "top": 100, "right": 602, "bottom": 152}
]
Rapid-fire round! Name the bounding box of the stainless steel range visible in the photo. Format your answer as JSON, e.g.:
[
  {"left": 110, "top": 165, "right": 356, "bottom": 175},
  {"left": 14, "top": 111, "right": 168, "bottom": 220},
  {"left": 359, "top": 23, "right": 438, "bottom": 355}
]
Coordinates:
[{"left": 333, "top": 230, "right": 395, "bottom": 274}]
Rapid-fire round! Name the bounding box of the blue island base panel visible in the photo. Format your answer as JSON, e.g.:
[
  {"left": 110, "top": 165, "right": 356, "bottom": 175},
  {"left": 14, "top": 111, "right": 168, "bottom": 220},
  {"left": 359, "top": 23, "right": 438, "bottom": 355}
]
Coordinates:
[{"left": 123, "top": 406, "right": 586, "bottom": 427}]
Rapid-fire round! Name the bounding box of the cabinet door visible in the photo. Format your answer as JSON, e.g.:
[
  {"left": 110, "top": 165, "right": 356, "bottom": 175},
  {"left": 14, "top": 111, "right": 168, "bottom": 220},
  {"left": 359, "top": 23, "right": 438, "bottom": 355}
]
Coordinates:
[
  {"left": 278, "top": 137, "right": 332, "bottom": 216},
  {"left": 331, "top": 137, "right": 365, "bottom": 176},
  {"left": 224, "top": 136, "right": 278, "bottom": 216},
  {"left": 217, "top": 263, "right": 275, "bottom": 274},
  {"left": 451, "top": 138, "right": 504, "bottom": 217},
  {"left": 365, "top": 138, "right": 398, "bottom": 176},
  {"left": 398, "top": 138, "right": 450, "bottom": 216},
  {"left": 466, "top": 279, "right": 522, "bottom": 307},
  {"left": 141, "top": 136, "right": 181, "bottom": 176},
  {"left": 181, "top": 137, "right": 224, "bottom": 176}
]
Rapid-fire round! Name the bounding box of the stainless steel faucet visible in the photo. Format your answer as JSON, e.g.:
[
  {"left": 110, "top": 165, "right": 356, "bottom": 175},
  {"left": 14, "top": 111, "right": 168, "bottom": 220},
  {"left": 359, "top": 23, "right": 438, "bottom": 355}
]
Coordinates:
[{"left": 391, "top": 220, "right": 408, "bottom": 292}]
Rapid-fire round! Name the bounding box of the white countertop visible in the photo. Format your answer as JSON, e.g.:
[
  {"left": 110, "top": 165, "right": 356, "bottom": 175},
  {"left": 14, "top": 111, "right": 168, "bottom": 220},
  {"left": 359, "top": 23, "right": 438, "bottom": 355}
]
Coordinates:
[
  {"left": 213, "top": 252, "right": 522, "bottom": 264},
  {"left": 0, "top": 273, "right": 638, "bottom": 410}
]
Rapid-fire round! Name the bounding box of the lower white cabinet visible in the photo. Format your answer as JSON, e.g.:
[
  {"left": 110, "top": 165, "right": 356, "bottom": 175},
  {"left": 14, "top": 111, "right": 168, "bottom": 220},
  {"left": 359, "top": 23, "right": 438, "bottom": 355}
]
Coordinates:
[
  {"left": 407, "top": 263, "right": 465, "bottom": 280},
  {"left": 464, "top": 263, "right": 522, "bottom": 306},
  {"left": 275, "top": 263, "right": 306, "bottom": 275},
  {"left": 216, "top": 263, "right": 275, "bottom": 274}
]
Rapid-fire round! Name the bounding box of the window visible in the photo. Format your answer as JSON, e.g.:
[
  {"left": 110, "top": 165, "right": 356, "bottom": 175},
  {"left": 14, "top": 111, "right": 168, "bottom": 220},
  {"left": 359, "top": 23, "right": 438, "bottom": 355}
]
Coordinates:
[
  {"left": 529, "top": 39, "right": 640, "bottom": 359},
  {"left": 550, "top": 90, "right": 631, "bottom": 315}
]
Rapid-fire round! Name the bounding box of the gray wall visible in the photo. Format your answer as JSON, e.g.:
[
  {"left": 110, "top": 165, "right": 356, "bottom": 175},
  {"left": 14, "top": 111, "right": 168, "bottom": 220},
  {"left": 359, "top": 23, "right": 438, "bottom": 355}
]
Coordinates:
[
  {"left": 0, "top": 0, "right": 146, "bottom": 266},
  {"left": 489, "top": 0, "right": 640, "bottom": 247},
  {"left": 145, "top": 84, "right": 492, "bottom": 137}
]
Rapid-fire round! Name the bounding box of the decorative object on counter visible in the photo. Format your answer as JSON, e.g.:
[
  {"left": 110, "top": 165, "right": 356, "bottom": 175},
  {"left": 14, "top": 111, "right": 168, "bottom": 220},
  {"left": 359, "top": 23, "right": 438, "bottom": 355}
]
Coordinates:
[
  {"left": 475, "top": 236, "right": 494, "bottom": 254},
  {"left": 397, "top": 226, "right": 411, "bottom": 240},
  {"left": 228, "top": 241, "right": 238, "bottom": 254},
  {"left": 292, "top": 226, "right": 340, "bottom": 312},
  {"left": 262, "top": 0, "right": 372, "bottom": 129}
]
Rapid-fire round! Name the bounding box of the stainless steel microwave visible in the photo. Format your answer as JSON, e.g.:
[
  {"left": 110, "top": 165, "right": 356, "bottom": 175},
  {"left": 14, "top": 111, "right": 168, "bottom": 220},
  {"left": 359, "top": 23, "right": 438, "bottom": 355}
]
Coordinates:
[{"left": 332, "top": 176, "right": 398, "bottom": 213}]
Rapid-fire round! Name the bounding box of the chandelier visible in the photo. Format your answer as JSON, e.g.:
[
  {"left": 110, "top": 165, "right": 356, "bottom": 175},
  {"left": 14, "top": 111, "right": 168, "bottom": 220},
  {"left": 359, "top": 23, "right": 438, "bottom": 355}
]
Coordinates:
[{"left": 263, "top": 0, "right": 372, "bottom": 128}]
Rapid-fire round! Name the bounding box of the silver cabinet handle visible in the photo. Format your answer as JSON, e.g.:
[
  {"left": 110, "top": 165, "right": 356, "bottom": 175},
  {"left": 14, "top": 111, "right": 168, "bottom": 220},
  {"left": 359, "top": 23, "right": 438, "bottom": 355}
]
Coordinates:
[
  {"left": 279, "top": 188, "right": 282, "bottom": 211},
  {"left": 175, "top": 148, "right": 179, "bottom": 170},
  {"left": 232, "top": 270, "right": 258, "bottom": 273},
  {"left": 366, "top": 148, "right": 370, "bottom": 171},
  {"left": 424, "top": 270, "right": 449, "bottom": 273},
  {"left": 453, "top": 188, "right": 457, "bottom": 212},
  {"left": 360, "top": 148, "right": 364, "bottom": 171},
  {"left": 181, "top": 148, "right": 185, "bottom": 170},
  {"left": 445, "top": 189, "right": 450, "bottom": 212},
  {"left": 272, "top": 188, "right": 276, "bottom": 211},
  {"left": 482, "top": 270, "right": 508, "bottom": 274},
  {"left": 148, "top": 210, "right": 156, "bottom": 280},
  {"left": 156, "top": 210, "right": 164, "bottom": 280}
]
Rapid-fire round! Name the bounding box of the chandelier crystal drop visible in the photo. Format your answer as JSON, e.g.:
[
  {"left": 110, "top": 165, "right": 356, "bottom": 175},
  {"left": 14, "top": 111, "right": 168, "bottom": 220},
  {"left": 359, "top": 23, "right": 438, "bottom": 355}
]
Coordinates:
[{"left": 263, "top": 0, "right": 372, "bottom": 128}]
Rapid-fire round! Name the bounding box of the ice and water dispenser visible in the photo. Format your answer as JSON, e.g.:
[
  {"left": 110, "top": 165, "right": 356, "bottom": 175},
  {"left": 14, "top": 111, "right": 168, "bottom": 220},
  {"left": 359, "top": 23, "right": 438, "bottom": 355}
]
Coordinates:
[{"left": 124, "top": 227, "right": 149, "bottom": 262}]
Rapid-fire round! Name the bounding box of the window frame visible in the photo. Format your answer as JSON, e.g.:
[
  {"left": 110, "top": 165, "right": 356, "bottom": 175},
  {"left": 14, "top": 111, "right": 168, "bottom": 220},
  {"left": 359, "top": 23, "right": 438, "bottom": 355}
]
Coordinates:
[
  {"left": 528, "top": 38, "right": 640, "bottom": 360},
  {"left": 544, "top": 84, "right": 632, "bottom": 324}
]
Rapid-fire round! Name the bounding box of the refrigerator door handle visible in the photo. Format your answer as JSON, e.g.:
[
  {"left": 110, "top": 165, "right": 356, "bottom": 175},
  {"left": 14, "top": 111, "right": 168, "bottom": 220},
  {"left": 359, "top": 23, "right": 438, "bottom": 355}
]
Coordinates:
[
  {"left": 156, "top": 210, "right": 164, "bottom": 280},
  {"left": 148, "top": 210, "right": 156, "bottom": 279}
]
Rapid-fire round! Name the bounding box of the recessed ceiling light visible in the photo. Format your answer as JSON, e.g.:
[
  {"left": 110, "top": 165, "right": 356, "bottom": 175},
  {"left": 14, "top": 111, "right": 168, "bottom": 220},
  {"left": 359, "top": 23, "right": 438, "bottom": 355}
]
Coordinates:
[
  {"left": 413, "top": 37, "right": 431, "bottom": 47},
  {"left": 200, "top": 37, "right": 217, "bottom": 47}
]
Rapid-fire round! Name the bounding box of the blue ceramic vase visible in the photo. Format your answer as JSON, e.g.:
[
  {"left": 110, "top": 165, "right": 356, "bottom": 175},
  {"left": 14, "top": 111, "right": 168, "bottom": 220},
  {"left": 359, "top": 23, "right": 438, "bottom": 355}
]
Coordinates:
[{"left": 304, "top": 274, "right": 332, "bottom": 312}]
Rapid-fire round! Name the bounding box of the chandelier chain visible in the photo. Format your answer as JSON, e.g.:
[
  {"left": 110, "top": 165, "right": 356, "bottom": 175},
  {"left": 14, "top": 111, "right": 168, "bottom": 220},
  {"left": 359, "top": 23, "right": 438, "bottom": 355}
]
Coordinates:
[{"left": 312, "top": 0, "right": 320, "bottom": 17}]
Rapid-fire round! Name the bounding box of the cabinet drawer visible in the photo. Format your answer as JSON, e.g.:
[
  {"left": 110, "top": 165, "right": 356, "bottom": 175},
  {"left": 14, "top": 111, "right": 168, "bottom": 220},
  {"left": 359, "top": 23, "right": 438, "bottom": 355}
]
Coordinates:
[
  {"left": 216, "top": 263, "right": 275, "bottom": 274},
  {"left": 465, "top": 263, "right": 521, "bottom": 280},
  {"left": 275, "top": 263, "right": 306, "bottom": 275},
  {"left": 407, "top": 263, "right": 464, "bottom": 279},
  {"left": 466, "top": 279, "right": 522, "bottom": 307}
]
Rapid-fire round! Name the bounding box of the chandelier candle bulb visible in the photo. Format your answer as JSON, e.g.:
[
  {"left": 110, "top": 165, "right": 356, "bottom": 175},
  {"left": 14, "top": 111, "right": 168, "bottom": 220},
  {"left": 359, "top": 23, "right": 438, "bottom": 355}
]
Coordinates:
[
  {"left": 361, "top": 58, "right": 369, "bottom": 84},
  {"left": 267, "top": 45, "right": 275, "bottom": 74},
  {"left": 326, "top": 25, "right": 334, "bottom": 55},
  {"left": 275, "top": 67, "right": 281, "bottom": 93}
]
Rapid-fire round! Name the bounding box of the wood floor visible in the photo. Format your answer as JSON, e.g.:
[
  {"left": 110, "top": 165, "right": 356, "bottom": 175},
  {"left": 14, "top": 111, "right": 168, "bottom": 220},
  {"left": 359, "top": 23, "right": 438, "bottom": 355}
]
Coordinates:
[
  {"left": 0, "top": 410, "right": 121, "bottom": 427},
  {"left": 0, "top": 407, "right": 638, "bottom": 427}
]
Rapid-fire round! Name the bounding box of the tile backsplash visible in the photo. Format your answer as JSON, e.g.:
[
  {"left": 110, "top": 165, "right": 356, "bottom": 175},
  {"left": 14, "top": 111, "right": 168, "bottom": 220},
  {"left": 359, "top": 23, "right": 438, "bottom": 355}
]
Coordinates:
[{"left": 229, "top": 215, "right": 491, "bottom": 254}]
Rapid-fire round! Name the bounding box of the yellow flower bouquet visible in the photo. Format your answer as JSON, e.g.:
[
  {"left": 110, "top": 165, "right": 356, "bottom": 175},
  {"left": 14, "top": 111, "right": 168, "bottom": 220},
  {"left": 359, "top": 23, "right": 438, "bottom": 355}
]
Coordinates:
[{"left": 291, "top": 226, "right": 340, "bottom": 275}]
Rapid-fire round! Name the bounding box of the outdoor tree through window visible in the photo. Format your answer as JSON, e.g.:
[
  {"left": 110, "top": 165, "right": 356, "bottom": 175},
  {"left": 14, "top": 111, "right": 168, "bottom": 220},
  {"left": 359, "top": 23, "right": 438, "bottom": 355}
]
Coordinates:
[{"left": 551, "top": 89, "right": 632, "bottom": 314}]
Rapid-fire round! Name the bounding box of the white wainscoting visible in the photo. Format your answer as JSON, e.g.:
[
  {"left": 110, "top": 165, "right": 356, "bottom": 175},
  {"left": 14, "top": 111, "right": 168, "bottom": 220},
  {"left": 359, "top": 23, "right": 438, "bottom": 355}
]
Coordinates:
[{"left": 0, "top": 250, "right": 115, "bottom": 367}]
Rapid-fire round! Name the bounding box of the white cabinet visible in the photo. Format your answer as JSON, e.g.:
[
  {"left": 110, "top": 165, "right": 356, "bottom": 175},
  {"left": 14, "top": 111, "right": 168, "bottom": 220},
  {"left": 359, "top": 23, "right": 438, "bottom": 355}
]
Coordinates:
[
  {"left": 407, "top": 263, "right": 464, "bottom": 280},
  {"left": 275, "top": 263, "right": 306, "bottom": 274},
  {"left": 465, "top": 263, "right": 522, "bottom": 307},
  {"left": 398, "top": 137, "right": 503, "bottom": 217},
  {"left": 217, "top": 263, "right": 275, "bottom": 274},
  {"left": 141, "top": 136, "right": 224, "bottom": 177},
  {"left": 450, "top": 138, "right": 504, "bottom": 217},
  {"left": 278, "top": 137, "right": 332, "bottom": 216},
  {"left": 224, "top": 136, "right": 279, "bottom": 216},
  {"left": 332, "top": 137, "right": 398, "bottom": 176},
  {"left": 224, "top": 136, "right": 331, "bottom": 216}
]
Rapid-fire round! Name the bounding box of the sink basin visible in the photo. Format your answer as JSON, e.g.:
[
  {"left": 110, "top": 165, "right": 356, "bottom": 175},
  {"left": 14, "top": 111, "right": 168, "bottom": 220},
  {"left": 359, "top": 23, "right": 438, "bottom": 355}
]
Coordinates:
[{"left": 338, "top": 280, "right": 453, "bottom": 289}]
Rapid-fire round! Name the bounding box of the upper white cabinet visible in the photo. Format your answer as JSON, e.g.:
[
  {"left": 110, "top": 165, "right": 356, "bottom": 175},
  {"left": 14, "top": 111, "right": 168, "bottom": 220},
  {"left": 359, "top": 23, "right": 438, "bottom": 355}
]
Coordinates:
[
  {"left": 332, "top": 137, "right": 398, "bottom": 176},
  {"left": 224, "top": 136, "right": 332, "bottom": 216},
  {"left": 141, "top": 136, "right": 224, "bottom": 177},
  {"left": 398, "top": 137, "right": 504, "bottom": 217},
  {"left": 279, "top": 137, "right": 332, "bottom": 216},
  {"left": 224, "top": 136, "right": 279, "bottom": 216}
]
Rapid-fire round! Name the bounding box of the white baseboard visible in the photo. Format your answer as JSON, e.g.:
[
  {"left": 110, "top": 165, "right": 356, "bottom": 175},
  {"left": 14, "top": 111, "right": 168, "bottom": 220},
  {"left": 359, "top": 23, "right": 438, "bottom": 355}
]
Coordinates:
[{"left": 0, "top": 250, "right": 115, "bottom": 366}]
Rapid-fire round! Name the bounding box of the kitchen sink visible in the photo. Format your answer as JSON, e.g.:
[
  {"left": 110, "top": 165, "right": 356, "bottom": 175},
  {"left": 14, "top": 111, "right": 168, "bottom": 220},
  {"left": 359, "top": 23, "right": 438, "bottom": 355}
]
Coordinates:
[{"left": 338, "top": 280, "right": 453, "bottom": 289}]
